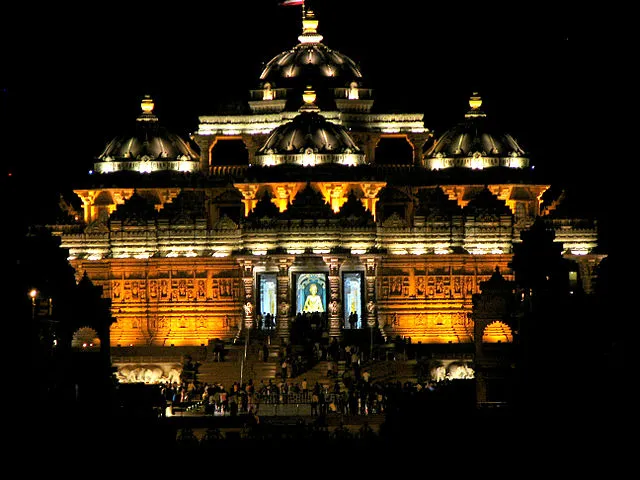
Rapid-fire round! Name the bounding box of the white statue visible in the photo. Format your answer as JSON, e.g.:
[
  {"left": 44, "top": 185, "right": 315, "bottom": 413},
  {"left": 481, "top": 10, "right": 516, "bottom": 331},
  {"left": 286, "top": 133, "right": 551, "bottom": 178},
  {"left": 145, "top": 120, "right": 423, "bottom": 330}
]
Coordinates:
[{"left": 366, "top": 300, "right": 376, "bottom": 314}]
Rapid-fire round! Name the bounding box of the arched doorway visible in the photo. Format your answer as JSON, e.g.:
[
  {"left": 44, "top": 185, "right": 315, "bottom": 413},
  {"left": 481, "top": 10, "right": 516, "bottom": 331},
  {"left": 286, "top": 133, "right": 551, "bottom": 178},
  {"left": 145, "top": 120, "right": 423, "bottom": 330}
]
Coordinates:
[
  {"left": 374, "top": 135, "right": 413, "bottom": 165},
  {"left": 210, "top": 137, "right": 249, "bottom": 165}
]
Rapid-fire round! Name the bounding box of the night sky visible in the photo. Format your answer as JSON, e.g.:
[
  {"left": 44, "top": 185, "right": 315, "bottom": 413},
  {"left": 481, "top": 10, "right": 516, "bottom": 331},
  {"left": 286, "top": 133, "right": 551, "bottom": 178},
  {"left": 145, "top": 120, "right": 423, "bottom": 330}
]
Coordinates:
[{"left": 2, "top": 1, "right": 597, "bottom": 221}]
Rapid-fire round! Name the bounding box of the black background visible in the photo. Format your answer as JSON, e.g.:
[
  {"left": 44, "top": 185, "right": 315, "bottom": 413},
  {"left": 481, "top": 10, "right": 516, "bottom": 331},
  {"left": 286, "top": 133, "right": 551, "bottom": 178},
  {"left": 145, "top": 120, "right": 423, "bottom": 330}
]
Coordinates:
[{"left": 2, "top": 1, "right": 601, "bottom": 236}]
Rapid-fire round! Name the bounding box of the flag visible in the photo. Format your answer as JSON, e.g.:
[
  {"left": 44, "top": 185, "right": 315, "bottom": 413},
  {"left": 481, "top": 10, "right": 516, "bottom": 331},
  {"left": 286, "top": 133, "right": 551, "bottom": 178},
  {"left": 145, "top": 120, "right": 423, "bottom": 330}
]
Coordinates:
[{"left": 279, "top": 0, "right": 304, "bottom": 5}]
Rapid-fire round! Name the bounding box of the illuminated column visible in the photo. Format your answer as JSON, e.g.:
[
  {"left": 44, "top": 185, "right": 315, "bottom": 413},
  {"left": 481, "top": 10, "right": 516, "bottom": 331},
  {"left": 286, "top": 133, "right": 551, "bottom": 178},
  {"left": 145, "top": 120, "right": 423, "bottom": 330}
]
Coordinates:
[
  {"left": 276, "top": 258, "right": 293, "bottom": 343},
  {"left": 274, "top": 184, "right": 299, "bottom": 212},
  {"left": 317, "top": 183, "right": 347, "bottom": 213},
  {"left": 364, "top": 257, "right": 378, "bottom": 327},
  {"left": 235, "top": 184, "right": 260, "bottom": 216},
  {"left": 325, "top": 257, "right": 343, "bottom": 338},
  {"left": 360, "top": 183, "right": 385, "bottom": 221},
  {"left": 239, "top": 259, "right": 255, "bottom": 329}
]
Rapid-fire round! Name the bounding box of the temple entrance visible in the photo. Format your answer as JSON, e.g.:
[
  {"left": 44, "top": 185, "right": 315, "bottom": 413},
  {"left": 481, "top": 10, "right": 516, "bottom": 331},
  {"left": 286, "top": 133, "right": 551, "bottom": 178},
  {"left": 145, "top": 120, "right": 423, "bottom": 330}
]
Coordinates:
[
  {"left": 343, "top": 272, "right": 363, "bottom": 329},
  {"left": 294, "top": 273, "right": 327, "bottom": 314},
  {"left": 290, "top": 272, "right": 328, "bottom": 344},
  {"left": 256, "top": 273, "right": 277, "bottom": 331}
]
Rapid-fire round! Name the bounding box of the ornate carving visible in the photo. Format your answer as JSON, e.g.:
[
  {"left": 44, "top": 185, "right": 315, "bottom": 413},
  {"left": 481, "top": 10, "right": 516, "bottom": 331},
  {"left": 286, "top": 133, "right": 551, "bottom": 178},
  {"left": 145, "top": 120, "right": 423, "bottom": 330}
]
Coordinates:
[
  {"left": 278, "top": 301, "right": 290, "bottom": 317},
  {"left": 366, "top": 300, "right": 376, "bottom": 315},
  {"left": 329, "top": 300, "right": 340, "bottom": 315}
]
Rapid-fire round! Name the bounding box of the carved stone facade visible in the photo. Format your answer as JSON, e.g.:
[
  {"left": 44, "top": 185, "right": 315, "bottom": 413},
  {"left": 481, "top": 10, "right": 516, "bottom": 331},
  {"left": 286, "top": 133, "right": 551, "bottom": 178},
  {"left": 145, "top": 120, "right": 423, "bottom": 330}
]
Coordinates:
[{"left": 56, "top": 7, "right": 605, "bottom": 357}]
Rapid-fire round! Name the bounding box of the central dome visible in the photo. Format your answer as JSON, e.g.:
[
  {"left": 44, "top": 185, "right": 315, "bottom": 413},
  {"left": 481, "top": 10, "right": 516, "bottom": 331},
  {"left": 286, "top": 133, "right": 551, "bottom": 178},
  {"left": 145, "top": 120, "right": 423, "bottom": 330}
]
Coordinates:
[
  {"left": 255, "top": 88, "right": 365, "bottom": 167},
  {"left": 258, "top": 9, "right": 363, "bottom": 111}
]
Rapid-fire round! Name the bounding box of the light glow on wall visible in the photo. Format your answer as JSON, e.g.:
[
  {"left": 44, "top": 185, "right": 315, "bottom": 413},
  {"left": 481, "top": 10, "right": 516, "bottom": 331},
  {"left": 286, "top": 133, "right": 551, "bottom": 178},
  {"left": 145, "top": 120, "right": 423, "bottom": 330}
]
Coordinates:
[
  {"left": 301, "top": 151, "right": 317, "bottom": 166},
  {"left": 568, "top": 246, "right": 589, "bottom": 255},
  {"left": 139, "top": 160, "right": 153, "bottom": 173},
  {"left": 470, "top": 155, "right": 484, "bottom": 170},
  {"left": 262, "top": 155, "right": 277, "bottom": 166},
  {"left": 340, "top": 154, "right": 358, "bottom": 166}
]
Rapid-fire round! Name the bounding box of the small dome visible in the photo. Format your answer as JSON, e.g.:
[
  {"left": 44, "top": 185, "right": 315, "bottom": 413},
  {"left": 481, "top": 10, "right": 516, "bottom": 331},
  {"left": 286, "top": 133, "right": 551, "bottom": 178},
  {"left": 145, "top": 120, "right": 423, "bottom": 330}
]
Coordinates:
[
  {"left": 259, "top": 10, "right": 362, "bottom": 89},
  {"left": 93, "top": 95, "right": 200, "bottom": 174},
  {"left": 424, "top": 94, "right": 529, "bottom": 171},
  {"left": 255, "top": 88, "right": 365, "bottom": 167}
]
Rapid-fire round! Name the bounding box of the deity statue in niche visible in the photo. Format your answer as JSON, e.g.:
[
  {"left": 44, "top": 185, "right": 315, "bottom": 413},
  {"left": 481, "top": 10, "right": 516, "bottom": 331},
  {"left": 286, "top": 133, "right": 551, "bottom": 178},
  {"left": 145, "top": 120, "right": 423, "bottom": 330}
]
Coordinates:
[
  {"left": 303, "top": 283, "right": 324, "bottom": 313},
  {"left": 367, "top": 300, "right": 376, "bottom": 315},
  {"left": 178, "top": 280, "right": 187, "bottom": 297}
]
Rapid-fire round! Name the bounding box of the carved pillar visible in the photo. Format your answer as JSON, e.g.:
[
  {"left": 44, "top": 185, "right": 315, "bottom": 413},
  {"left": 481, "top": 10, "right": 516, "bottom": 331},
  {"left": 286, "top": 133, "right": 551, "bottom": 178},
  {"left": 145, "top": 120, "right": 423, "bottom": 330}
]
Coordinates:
[
  {"left": 350, "top": 132, "right": 380, "bottom": 165},
  {"left": 325, "top": 257, "right": 343, "bottom": 339},
  {"left": 238, "top": 259, "right": 255, "bottom": 330},
  {"left": 277, "top": 257, "right": 293, "bottom": 343},
  {"left": 360, "top": 182, "right": 385, "bottom": 221},
  {"left": 235, "top": 184, "right": 260, "bottom": 216},
  {"left": 406, "top": 132, "right": 432, "bottom": 167},
  {"left": 194, "top": 136, "right": 213, "bottom": 174},
  {"left": 364, "top": 257, "right": 378, "bottom": 327},
  {"left": 242, "top": 134, "right": 270, "bottom": 165}
]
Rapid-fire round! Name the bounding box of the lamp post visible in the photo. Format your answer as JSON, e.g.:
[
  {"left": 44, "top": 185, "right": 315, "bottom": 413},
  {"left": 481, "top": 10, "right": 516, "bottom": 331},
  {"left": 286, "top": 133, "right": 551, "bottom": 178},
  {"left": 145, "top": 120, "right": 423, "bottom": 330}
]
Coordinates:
[{"left": 29, "top": 288, "right": 38, "bottom": 320}]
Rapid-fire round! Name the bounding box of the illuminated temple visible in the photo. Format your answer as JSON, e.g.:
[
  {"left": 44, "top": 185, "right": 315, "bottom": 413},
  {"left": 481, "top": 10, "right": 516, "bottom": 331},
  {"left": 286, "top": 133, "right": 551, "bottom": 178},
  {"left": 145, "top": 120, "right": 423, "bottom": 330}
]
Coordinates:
[{"left": 52, "top": 9, "right": 604, "bottom": 402}]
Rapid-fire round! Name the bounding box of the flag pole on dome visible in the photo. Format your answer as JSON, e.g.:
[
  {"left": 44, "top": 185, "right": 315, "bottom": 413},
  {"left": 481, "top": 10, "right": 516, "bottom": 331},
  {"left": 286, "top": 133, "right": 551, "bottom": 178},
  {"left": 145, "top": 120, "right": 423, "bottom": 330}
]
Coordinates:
[{"left": 279, "top": 0, "right": 305, "bottom": 21}]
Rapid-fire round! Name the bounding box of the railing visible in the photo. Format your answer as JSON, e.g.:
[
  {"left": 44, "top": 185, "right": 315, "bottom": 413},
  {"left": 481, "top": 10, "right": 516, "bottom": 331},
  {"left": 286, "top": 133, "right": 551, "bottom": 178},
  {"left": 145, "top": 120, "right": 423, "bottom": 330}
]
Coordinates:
[{"left": 255, "top": 392, "right": 345, "bottom": 405}]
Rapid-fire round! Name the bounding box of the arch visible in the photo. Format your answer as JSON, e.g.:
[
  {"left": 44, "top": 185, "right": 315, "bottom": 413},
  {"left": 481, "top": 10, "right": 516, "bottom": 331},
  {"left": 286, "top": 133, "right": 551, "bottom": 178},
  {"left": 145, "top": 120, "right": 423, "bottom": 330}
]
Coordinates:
[
  {"left": 374, "top": 135, "right": 413, "bottom": 165},
  {"left": 71, "top": 326, "right": 101, "bottom": 350},
  {"left": 209, "top": 136, "right": 249, "bottom": 166},
  {"left": 481, "top": 320, "right": 513, "bottom": 343}
]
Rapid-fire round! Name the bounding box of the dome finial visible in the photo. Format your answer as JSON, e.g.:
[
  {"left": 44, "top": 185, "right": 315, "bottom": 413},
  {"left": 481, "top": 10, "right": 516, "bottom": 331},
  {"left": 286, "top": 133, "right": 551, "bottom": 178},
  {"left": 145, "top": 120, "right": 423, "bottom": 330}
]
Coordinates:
[
  {"left": 137, "top": 94, "right": 159, "bottom": 123},
  {"left": 469, "top": 92, "right": 482, "bottom": 110},
  {"left": 298, "top": 8, "right": 323, "bottom": 44},
  {"left": 141, "top": 94, "right": 154, "bottom": 114},
  {"left": 300, "top": 86, "right": 319, "bottom": 112},
  {"left": 465, "top": 92, "right": 486, "bottom": 118}
]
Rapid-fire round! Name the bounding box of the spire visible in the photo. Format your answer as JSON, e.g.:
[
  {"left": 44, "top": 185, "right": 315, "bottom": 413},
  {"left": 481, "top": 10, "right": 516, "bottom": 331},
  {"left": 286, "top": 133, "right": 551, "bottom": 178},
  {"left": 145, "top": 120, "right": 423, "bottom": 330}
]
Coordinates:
[
  {"left": 465, "top": 92, "right": 486, "bottom": 119},
  {"left": 298, "top": 8, "right": 323, "bottom": 44}
]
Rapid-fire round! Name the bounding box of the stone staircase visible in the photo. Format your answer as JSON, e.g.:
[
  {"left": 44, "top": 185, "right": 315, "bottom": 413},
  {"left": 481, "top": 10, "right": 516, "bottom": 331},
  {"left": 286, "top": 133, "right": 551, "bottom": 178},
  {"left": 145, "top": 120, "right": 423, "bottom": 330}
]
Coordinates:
[
  {"left": 384, "top": 323, "right": 473, "bottom": 344},
  {"left": 196, "top": 338, "right": 420, "bottom": 390}
]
